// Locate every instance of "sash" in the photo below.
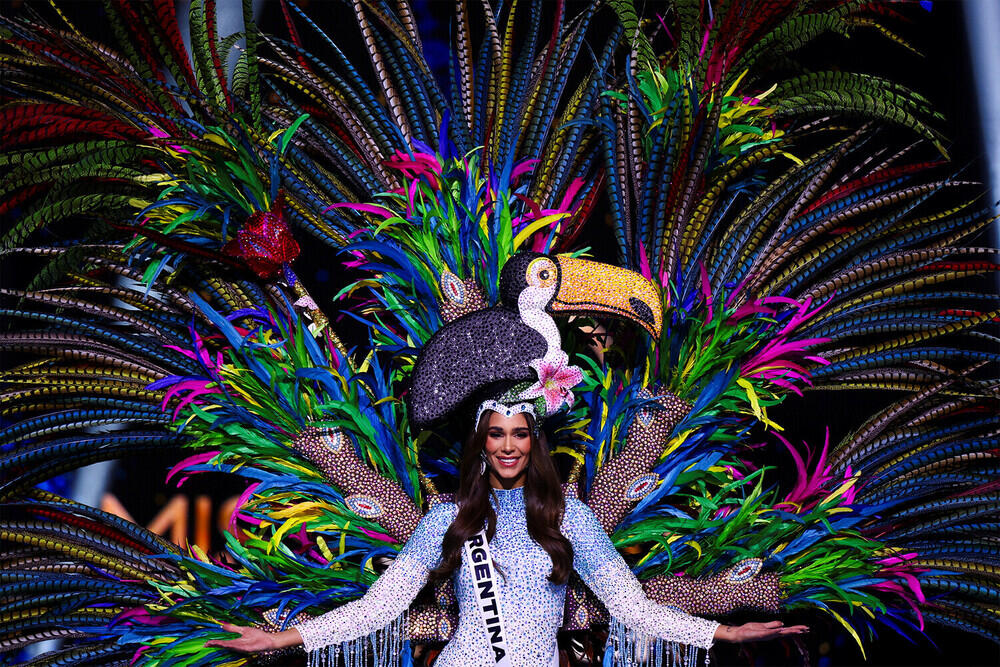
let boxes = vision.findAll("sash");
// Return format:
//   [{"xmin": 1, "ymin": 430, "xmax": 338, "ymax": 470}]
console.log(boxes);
[{"xmin": 464, "ymin": 529, "xmax": 512, "ymax": 667}]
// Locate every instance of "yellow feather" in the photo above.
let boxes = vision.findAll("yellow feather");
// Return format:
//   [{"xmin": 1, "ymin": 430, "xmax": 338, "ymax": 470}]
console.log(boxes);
[
  {"xmin": 553, "ymin": 445, "xmax": 584, "ymax": 464},
  {"xmin": 684, "ymin": 540, "xmax": 703, "ymax": 558},
  {"xmin": 855, "ymin": 602, "xmax": 876, "ymax": 619},
  {"xmin": 736, "ymin": 378, "xmax": 784, "ymax": 431},
  {"xmin": 268, "ymin": 502, "xmax": 326, "ymax": 519},
  {"xmin": 825, "ymin": 507, "xmax": 854, "ymax": 515},
  {"xmin": 316, "ymin": 535, "xmax": 335, "ymax": 562},
  {"xmin": 268, "ymin": 518, "xmax": 302, "ymax": 553},
  {"xmin": 205, "ymin": 133, "xmax": 230, "ymax": 147},
  {"xmin": 512, "ymin": 213, "xmax": 570, "ymax": 249},
  {"xmin": 827, "ymin": 607, "xmax": 867, "ymax": 659},
  {"xmin": 723, "ymin": 69, "xmax": 749, "ymax": 98},
  {"xmin": 189, "ymin": 543, "xmax": 209, "ymax": 562}
]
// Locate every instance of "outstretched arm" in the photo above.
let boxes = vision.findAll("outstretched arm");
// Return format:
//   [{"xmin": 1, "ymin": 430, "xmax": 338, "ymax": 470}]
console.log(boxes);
[
  {"xmin": 293, "ymin": 553, "xmax": 429, "ymax": 650},
  {"xmin": 206, "ymin": 546, "xmax": 429, "ymax": 654},
  {"xmin": 563, "ymin": 499, "xmax": 806, "ymax": 650},
  {"xmin": 584, "ymin": 552, "xmax": 721, "ymax": 649},
  {"xmin": 208, "ymin": 502, "xmax": 455, "ymax": 654}
]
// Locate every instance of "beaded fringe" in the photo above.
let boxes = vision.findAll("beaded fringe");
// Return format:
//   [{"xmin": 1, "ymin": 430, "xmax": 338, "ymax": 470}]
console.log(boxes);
[
  {"xmin": 307, "ymin": 614, "xmax": 407, "ymax": 667},
  {"xmin": 607, "ymin": 618, "xmax": 709, "ymax": 667}
]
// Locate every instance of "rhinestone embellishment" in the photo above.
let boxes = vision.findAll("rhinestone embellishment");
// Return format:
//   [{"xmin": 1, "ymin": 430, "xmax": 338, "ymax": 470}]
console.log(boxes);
[
  {"xmin": 728, "ymin": 558, "xmax": 764, "ymax": 583},
  {"xmin": 440, "ymin": 271, "xmax": 464, "ymax": 305},
  {"xmin": 320, "ymin": 430, "xmax": 343, "ymax": 452},
  {"xmin": 625, "ymin": 473, "xmax": 659, "ymax": 500},
  {"xmin": 346, "ymin": 494, "xmax": 383, "ymax": 518}
]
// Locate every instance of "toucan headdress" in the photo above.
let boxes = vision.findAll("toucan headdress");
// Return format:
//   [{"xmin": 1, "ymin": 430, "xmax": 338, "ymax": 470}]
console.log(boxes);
[{"xmin": 408, "ymin": 251, "xmax": 661, "ymax": 430}]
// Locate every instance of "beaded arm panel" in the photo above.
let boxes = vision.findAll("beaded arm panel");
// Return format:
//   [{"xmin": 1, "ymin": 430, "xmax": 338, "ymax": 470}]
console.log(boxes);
[
  {"xmin": 292, "ymin": 427, "xmax": 423, "ymax": 542},
  {"xmin": 563, "ymin": 389, "xmax": 782, "ymax": 629},
  {"xmin": 585, "ymin": 390, "xmax": 691, "ymax": 533},
  {"xmin": 642, "ymin": 563, "xmax": 781, "ymax": 615},
  {"xmin": 291, "ymin": 428, "xmax": 455, "ymax": 641}
]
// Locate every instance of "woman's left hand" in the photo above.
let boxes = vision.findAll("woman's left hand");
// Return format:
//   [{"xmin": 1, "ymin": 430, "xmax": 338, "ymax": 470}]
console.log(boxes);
[
  {"xmin": 715, "ymin": 620, "xmax": 809, "ymax": 643},
  {"xmin": 204, "ymin": 623, "xmax": 303, "ymax": 653}
]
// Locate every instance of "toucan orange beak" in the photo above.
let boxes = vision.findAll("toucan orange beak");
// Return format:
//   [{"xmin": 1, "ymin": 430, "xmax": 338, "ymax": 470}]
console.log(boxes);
[{"xmin": 548, "ymin": 256, "xmax": 662, "ymax": 338}]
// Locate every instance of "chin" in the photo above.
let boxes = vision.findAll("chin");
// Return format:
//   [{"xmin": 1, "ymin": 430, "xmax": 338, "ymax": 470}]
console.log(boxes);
[{"xmin": 489, "ymin": 462, "xmax": 528, "ymax": 484}]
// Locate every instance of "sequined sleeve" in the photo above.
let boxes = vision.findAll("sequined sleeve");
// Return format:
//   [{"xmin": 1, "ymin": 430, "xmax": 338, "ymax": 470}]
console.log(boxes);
[
  {"xmin": 294, "ymin": 503, "xmax": 455, "ymax": 652},
  {"xmin": 562, "ymin": 499, "xmax": 719, "ymax": 651}
]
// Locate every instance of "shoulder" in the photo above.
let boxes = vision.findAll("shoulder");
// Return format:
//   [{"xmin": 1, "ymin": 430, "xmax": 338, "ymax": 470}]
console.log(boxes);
[
  {"xmin": 423, "ymin": 498, "xmax": 457, "ymax": 522},
  {"xmin": 561, "ymin": 498, "xmax": 620, "ymax": 575},
  {"xmin": 427, "ymin": 498, "xmax": 458, "ymax": 517},
  {"xmin": 417, "ymin": 498, "xmax": 458, "ymax": 535},
  {"xmin": 399, "ymin": 500, "xmax": 456, "ymax": 562},
  {"xmin": 563, "ymin": 496, "xmax": 594, "ymax": 517},
  {"xmin": 561, "ymin": 496, "xmax": 600, "ymax": 532}
]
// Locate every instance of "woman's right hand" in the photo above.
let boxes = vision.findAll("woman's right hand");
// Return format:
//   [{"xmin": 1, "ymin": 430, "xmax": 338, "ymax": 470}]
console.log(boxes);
[
  {"xmin": 205, "ymin": 623, "xmax": 302, "ymax": 653},
  {"xmin": 714, "ymin": 620, "xmax": 809, "ymax": 643}
]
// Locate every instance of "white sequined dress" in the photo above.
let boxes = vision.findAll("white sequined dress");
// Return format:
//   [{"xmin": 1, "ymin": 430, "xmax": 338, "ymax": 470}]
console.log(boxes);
[{"xmin": 295, "ymin": 486, "xmax": 719, "ymax": 666}]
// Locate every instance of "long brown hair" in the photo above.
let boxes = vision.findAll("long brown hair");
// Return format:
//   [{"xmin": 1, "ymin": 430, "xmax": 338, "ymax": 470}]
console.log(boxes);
[{"xmin": 430, "ymin": 411, "xmax": 573, "ymax": 583}]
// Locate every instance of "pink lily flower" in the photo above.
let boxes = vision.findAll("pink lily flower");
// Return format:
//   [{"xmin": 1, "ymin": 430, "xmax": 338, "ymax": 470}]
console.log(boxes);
[{"xmin": 520, "ymin": 351, "xmax": 584, "ymax": 414}]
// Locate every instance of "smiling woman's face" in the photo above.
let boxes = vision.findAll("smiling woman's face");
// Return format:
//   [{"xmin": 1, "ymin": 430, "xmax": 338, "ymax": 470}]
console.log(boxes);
[{"xmin": 483, "ymin": 411, "xmax": 531, "ymax": 488}]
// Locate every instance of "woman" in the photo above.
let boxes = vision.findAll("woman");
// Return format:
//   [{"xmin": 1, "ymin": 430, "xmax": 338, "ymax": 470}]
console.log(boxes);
[{"xmin": 207, "ymin": 403, "xmax": 808, "ymax": 666}]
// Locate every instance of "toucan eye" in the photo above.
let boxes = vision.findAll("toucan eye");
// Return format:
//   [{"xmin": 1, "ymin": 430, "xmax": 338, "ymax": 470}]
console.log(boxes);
[{"xmin": 526, "ymin": 258, "xmax": 557, "ymax": 288}]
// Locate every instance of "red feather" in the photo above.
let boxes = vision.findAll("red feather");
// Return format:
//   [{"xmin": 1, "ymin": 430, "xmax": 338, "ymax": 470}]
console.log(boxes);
[
  {"xmin": 29, "ymin": 507, "xmax": 156, "ymax": 555},
  {"xmin": 279, "ymin": 0, "xmax": 312, "ymax": 72},
  {"xmin": 2, "ymin": 118, "xmax": 146, "ymax": 149},
  {"xmin": 801, "ymin": 160, "xmax": 946, "ymax": 215},
  {"xmin": 920, "ymin": 261, "xmax": 1000, "ymax": 272},
  {"xmin": 153, "ymin": 0, "xmax": 200, "ymax": 90},
  {"xmin": 0, "ymin": 184, "xmax": 47, "ymax": 216}
]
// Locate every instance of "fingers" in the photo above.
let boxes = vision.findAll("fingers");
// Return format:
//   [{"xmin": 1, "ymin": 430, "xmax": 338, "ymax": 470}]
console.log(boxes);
[
  {"xmin": 737, "ymin": 621, "xmax": 810, "ymax": 642},
  {"xmin": 206, "ymin": 638, "xmax": 260, "ymax": 652},
  {"xmin": 205, "ymin": 624, "xmax": 254, "ymax": 651}
]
